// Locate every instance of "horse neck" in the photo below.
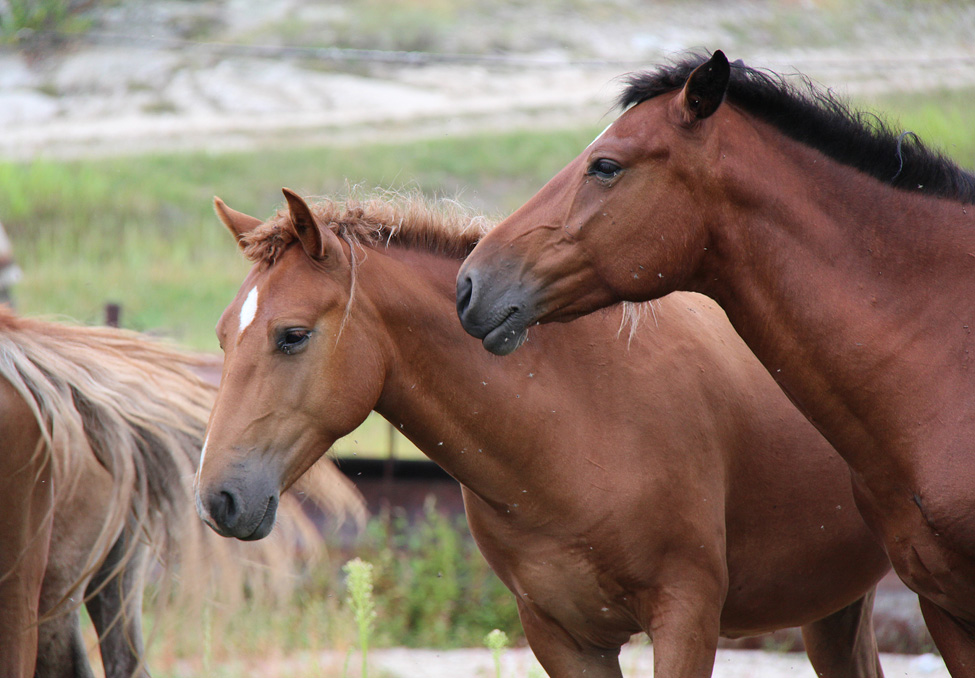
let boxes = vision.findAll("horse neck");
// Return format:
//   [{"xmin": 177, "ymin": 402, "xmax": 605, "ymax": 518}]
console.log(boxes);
[
  {"xmin": 363, "ymin": 246, "xmax": 571, "ymax": 511},
  {"xmin": 698, "ymin": 132, "xmax": 975, "ymax": 484}
]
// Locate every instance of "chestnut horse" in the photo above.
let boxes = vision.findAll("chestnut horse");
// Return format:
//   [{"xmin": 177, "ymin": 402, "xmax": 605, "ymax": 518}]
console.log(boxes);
[
  {"xmin": 456, "ymin": 51, "xmax": 975, "ymax": 674},
  {"xmin": 196, "ymin": 190, "xmax": 892, "ymax": 677},
  {"xmin": 0, "ymin": 308, "xmax": 362, "ymax": 678}
]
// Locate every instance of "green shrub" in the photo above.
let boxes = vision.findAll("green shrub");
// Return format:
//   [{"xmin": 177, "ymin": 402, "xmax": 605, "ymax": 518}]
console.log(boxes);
[
  {"xmin": 140, "ymin": 497, "xmax": 523, "ymax": 674},
  {"xmin": 0, "ymin": 0, "xmax": 96, "ymax": 42},
  {"xmin": 336, "ymin": 498, "xmax": 523, "ymax": 649}
]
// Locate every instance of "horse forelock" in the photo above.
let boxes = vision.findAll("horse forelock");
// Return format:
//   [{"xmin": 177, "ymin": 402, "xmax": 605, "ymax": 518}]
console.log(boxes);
[
  {"xmin": 241, "ymin": 192, "xmax": 496, "ymax": 267},
  {"xmin": 619, "ymin": 52, "xmax": 975, "ymax": 204}
]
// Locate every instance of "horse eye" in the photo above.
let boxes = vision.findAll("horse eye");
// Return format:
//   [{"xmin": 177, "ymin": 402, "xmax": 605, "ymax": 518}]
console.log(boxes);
[
  {"xmin": 587, "ymin": 158, "xmax": 623, "ymax": 182},
  {"xmin": 277, "ymin": 328, "xmax": 311, "ymax": 355}
]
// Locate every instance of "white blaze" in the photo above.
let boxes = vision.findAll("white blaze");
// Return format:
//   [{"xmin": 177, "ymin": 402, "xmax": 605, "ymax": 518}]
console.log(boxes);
[
  {"xmin": 196, "ymin": 434, "xmax": 210, "ymax": 481},
  {"xmin": 239, "ymin": 286, "xmax": 259, "ymax": 334},
  {"xmin": 587, "ymin": 121, "xmax": 614, "ymax": 148}
]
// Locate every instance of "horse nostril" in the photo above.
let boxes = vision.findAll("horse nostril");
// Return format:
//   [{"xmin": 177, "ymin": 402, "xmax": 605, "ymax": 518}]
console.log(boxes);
[
  {"xmin": 208, "ymin": 489, "xmax": 241, "ymax": 530},
  {"xmin": 456, "ymin": 272, "xmax": 475, "ymax": 319}
]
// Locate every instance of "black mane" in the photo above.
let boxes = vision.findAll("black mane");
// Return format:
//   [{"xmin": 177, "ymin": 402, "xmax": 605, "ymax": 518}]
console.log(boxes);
[{"xmin": 619, "ymin": 53, "xmax": 975, "ymax": 205}]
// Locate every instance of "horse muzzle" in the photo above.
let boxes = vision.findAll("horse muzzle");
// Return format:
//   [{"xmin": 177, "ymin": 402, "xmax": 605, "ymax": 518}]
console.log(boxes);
[
  {"xmin": 456, "ymin": 265, "xmax": 536, "ymax": 356},
  {"xmin": 196, "ymin": 470, "xmax": 280, "ymax": 541}
]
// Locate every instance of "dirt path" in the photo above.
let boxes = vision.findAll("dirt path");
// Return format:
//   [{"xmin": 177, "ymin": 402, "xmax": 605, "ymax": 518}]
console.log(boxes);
[
  {"xmin": 368, "ymin": 647, "xmax": 949, "ymax": 677},
  {"xmin": 180, "ymin": 646, "xmax": 948, "ymax": 677},
  {"xmin": 2, "ymin": 1, "xmax": 973, "ymax": 161}
]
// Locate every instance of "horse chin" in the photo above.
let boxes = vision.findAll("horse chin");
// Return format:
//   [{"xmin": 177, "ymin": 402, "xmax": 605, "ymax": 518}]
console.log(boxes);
[
  {"xmin": 482, "ymin": 324, "xmax": 529, "ymax": 356},
  {"xmin": 238, "ymin": 493, "xmax": 279, "ymax": 541}
]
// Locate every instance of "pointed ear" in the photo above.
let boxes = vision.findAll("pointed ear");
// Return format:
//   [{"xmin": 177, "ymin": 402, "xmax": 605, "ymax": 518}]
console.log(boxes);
[
  {"xmin": 677, "ymin": 50, "xmax": 730, "ymax": 124},
  {"xmin": 281, "ymin": 188, "xmax": 345, "ymax": 266},
  {"xmin": 214, "ymin": 197, "xmax": 263, "ymax": 248}
]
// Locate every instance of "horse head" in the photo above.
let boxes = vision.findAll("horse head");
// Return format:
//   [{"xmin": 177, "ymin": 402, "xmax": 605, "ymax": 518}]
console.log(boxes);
[
  {"xmin": 195, "ymin": 190, "xmax": 384, "ymax": 540},
  {"xmin": 457, "ymin": 51, "xmax": 731, "ymax": 355}
]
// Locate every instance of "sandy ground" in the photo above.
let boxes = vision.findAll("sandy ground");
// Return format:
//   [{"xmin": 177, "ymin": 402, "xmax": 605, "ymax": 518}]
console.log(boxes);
[
  {"xmin": 370, "ymin": 646, "xmax": 950, "ymax": 677},
  {"xmin": 182, "ymin": 646, "xmax": 949, "ymax": 678}
]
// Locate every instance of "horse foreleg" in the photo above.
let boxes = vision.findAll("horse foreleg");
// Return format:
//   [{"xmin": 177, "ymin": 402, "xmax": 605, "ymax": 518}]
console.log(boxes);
[
  {"xmin": 800, "ymin": 588, "xmax": 884, "ymax": 678},
  {"xmin": 33, "ymin": 609, "xmax": 96, "ymax": 678},
  {"xmin": 0, "ymin": 432, "xmax": 54, "ymax": 678},
  {"xmin": 645, "ymin": 601, "xmax": 722, "ymax": 677},
  {"xmin": 84, "ymin": 527, "xmax": 149, "ymax": 678},
  {"xmin": 918, "ymin": 596, "xmax": 975, "ymax": 677},
  {"xmin": 0, "ymin": 525, "xmax": 50, "ymax": 678},
  {"xmin": 515, "ymin": 599, "xmax": 625, "ymax": 678},
  {"xmin": 635, "ymin": 560, "xmax": 726, "ymax": 678}
]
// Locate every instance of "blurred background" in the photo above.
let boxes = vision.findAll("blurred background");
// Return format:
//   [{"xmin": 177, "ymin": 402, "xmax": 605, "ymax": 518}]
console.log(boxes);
[{"xmin": 0, "ymin": 0, "xmax": 972, "ymax": 675}]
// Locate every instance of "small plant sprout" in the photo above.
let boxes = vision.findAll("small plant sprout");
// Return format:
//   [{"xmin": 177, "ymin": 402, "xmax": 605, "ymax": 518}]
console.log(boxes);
[
  {"xmin": 485, "ymin": 628, "xmax": 509, "ymax": 678},
  {"xmin": 344, "ymin": 557, "xmax": 377, "ymax": 678}
]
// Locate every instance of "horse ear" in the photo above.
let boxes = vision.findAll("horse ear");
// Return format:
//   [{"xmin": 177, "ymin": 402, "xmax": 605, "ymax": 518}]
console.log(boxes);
[
  {"xmin": 282, "ymin": 188, "xmax": 344, "ymax": 266},
  {"xmin": 214, "ymin": 197, "xmax": 263, "ymax": 248},
  {"xmin": 677, "ymin": 50, "xmax": 731, "ymax": 124}
]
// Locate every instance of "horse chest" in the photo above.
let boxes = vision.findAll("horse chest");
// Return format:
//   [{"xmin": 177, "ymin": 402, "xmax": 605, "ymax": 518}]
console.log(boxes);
[{"xmin": 503, "ymin": 546, "xmax": 643, "ymax": 642}]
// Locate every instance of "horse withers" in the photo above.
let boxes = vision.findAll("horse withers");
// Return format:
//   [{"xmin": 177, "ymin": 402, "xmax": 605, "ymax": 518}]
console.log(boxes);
[
  {"xmin": 196, "ymin": 190, "xmax": 891, "ymax": 677},
  {"xmin": 456, "ymin": 50, "xmax": 975, "ymax": 674}
]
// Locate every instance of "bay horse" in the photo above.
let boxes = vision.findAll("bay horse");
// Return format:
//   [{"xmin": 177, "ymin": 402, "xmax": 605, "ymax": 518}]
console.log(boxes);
[
  {"xmin": 196, "ymin": 189, "xmax": 893, "ymax": 677},
  {"xmin": 455, "ymin": 50, "xmax": 975, "ymax": 674},
  {"xmin": 0, "ymin": 308, "xmax": 362, "ymax": 678}
]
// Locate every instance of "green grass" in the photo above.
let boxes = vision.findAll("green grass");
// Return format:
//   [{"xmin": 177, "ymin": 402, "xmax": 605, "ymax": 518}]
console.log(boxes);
[
  {"xmin": 865, "ymin": 88, "xmax": 975, "ymax": 170},
  {"xmin": 0, "ymin": 127, "xmax": 601, "ymax": 350},
  {"xmin": 0, "ymin": 0, "xmax": 97, "ymax": 43}
]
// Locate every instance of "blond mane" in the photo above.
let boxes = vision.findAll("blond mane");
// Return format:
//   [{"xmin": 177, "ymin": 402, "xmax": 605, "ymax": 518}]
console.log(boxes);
[
  {"xmin": 241, "ymin": 191, "xmax": 496, "ymax": 266},
  {"xmin": 0, "ymin": 307, "xmax": 364, "ymax": 628},
  {"xmin": 0, "ymin": 307, "xmax": 212, "ymax": 577}
]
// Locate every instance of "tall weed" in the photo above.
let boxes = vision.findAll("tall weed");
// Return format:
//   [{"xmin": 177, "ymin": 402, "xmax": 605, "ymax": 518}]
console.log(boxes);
[
  {"xmin": 485, "ymin": 629, "xmax": 510, "ymax": 678},
  {"xmin": 343, "ymin": 558, "xmax": 377, "ymax": 678}
]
